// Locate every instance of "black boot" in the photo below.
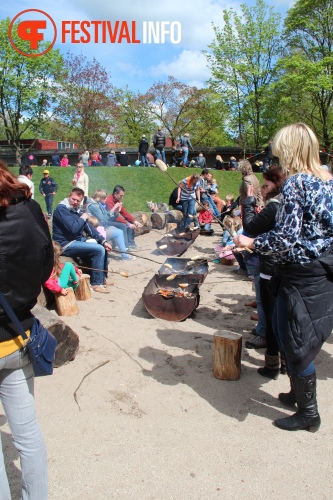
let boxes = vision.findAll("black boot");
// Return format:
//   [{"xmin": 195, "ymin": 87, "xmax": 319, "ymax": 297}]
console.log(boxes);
[
  {"xmin": 280, "ymin": 352, "xmax": 287, "ymax": 375},
  {"xmin": 274, "ymin": 372, "xmax": 321, "ymax": 432},
  {"xmin": 278, "ymin": 366, "xmax": 296, "ymax": 407},
  {"xmin": 257, "ymin": 354, "xmax": 279, "ymax": 380}
]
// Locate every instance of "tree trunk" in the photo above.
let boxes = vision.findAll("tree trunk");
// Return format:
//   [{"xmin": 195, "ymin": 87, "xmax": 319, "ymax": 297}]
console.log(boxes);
[
  {"xmin": 74, "ymin": 274, "xmax": 91, "ymax": 301},
  {"xmin": 213, "ymin": 331, "xmax": 242, "ymax": 381},
  {"xmin": 55, "ymin": 288, "xmax": 79, "ymax": 316},
  {"xmin": 132, "ymin": 212, "xmax": 152, "ymax": 235},
  {"xmin": 151, "ymin": 210, "xmax": 183, "ymax": 229}
]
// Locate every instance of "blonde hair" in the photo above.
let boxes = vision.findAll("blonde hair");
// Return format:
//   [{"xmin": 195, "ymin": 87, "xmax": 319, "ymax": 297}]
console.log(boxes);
[
  {"xmin": 216, "ymin": 155, "xmax": 223, "ymax": 162},
  {"xmin": 238, "ymin": 159, "xmax": 253, "ymax": 176},
  {"xmin": 91, "ymin": 190, "xmax": 107, "ymax": 202},
  {"xmin": 272, "ymin": 123, "xmax": 324, "ymax": 180},
  {"xmin": 225, "ymin": 194, "xmax": 234, "ymax": 203},
  {"xmin": 52, "ymin": 241, "xmax": 63, "ymax": 278},
  {"xmin": 223, "ymin": 215, "xmax": 242, "ymax": 234},
  {"xmin": 87, "ymin": 216, "xmax": 99, "ymax": 227}
]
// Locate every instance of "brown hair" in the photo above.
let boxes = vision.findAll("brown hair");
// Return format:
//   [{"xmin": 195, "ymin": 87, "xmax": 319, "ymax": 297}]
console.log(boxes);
[
  {"xmin": 263, "ymin": 166, "xmax": 287, "ymax": 200},
  {"xmin": 223, "ymin": 215, "xmax": 242, "ymax": 234},
  {"xmin": 0, "ymin": 160, "xmax": 31, "ymax": 208}
]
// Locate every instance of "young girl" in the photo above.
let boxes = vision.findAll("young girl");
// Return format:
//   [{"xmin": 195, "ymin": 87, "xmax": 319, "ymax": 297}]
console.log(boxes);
[
  {"xmin": 198, "ymin": 201, "xmax": 213, "ymax": 230},
  {"xmin": 215, "ymin": 215, "xmax": 242, "ymax": 261},
  {"xmin": 44, "ymin": 241, "xmax": 81, "ymax": 295},
  {"xmin": 60, "ymin": 154, "xmax": 69, "ymax": 167}
]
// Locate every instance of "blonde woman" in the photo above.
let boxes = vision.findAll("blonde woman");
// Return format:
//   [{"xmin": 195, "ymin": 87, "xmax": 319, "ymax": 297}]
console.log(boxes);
[
  {"xmin": 215, "ymin": 155, "xmax": 224, "ymax": 170},
  {"xmin": 72, "ymin": 163, "xmax": 89, "ymax": 202},
  {"xmin": 234, "ymin": 123, "xmax": 333, "ymax": 432}
]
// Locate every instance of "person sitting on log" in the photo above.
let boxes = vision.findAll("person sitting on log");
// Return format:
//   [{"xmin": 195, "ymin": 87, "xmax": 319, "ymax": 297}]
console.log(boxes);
[
  {"xmin": 52, "ymin": 187, "xmax": 112, "ymax": 294},
  {"xmin": 44, "ymin": 241, "xmax": 82, "ymax": 295},
  {"xmin": 105, "ymin": 185, "xmax": 142, "ymax": 250}
]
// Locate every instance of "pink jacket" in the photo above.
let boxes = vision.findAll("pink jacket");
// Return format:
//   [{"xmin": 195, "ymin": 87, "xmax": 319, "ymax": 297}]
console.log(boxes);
[{"xmin": 60, "ymin": 158, "xmax": 69, "ymax": 167}]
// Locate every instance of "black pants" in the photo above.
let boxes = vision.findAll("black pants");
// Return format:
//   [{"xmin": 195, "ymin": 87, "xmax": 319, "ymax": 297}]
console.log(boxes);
[{"xmin": 260, "ymin": 277, "xmax": 279, "ymax": 356}]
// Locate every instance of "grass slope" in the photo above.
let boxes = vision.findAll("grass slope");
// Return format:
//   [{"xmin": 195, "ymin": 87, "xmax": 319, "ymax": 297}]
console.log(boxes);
[{"xmin": 9, "ymin": 166, "xmax": 263, "ymax": 213}]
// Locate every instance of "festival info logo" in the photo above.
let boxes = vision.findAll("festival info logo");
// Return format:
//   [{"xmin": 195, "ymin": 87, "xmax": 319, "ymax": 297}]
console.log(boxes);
[
  {"xmin": 9, "ymin": 9, "xmax": 57, "ymax": 57},
  {"xmin": 10, "ymin": 10, "xmax": 181, "ymax": 56}
]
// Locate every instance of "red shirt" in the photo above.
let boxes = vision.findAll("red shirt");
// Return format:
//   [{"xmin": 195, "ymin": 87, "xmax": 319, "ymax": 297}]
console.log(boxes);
[
  {"xmin": 105, "ymin": 194, "xmax": 135, "ymax": 224},
  {"xmin": 198, "ymin": 208, "xmax": 213, "ymax": 224}
]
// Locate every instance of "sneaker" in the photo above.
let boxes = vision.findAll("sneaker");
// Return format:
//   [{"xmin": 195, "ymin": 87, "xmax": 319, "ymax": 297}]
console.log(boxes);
[
  {"xmin": 128, "ymin": 244, "xmax": 140, "ymax": 250},
  {"xmin": 121, "ymin": 255, "xmax": 136, "ymax": 261},
  {"xmin": 245, "ymin": 336, "xmax": 267, "ymax": 349},
  {"xmin": 47, "ymin": 214, "xmax": 52, "ymax": 219},
  {"xmin": 91, "ymin": 285, "xmax": 110, "ymax": 294}
]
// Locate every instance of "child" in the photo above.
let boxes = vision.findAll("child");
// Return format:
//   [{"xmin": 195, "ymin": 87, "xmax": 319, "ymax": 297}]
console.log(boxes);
[
  {"xmin": 44, "ymin": 241, "xmax": 81, "ymax": 295},
  {"xmin": 208, "ymin": 177, "xmax": 225, "ymax": 213},
  {"xmin": 215, "ymin": 215, "xmax": 242, "ymax": 261},
  {"xmin": 60, "ymin": 154, "xmax": 69, "ymax": 167},
  {"xmin": 198, "ymin": 201, "xmax": 213, "ymax": 230},
  {"xmin": 41, "ymin": 159, "xmax": 48, "ymax": 167},
  {"xmin": 87, "ymin": 216, "xmax": 104, "ymax": 242}
]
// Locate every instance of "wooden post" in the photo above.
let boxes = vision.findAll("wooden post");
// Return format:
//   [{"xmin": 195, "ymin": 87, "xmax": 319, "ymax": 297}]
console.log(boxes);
[
  {"xmin": 74, "ymin": 273, "xmax": 91, "ymax": 301},
  {"xmin": 213, "ymin": 330, "xmax": 242, "ymax": 380},
  {"xmin": 55, "ymin": 287, "xmax": 79, "ymax": 316},
  {"xmin": 165, "ymin": 222, "xmax": 177, "ymax": 233}
]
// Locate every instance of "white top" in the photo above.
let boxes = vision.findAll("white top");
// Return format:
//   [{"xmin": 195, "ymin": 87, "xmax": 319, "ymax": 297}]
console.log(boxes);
[{"xmin": 17, "ymin": 175, "xmax": 34, "ymax": 199}]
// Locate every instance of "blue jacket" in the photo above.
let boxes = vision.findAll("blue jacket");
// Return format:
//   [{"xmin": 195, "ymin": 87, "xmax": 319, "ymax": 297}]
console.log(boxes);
[{"xmin": 53, "ymin": 198, "xmax": 105, "ymax": 248}]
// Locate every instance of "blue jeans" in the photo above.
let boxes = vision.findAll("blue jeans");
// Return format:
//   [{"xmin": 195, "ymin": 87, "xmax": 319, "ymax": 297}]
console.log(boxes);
[
  {"xmin": 245, "ymin": 263, "xmax": 266, "ymax": 337},
  {"xmin": 108, "ymin": 222, "xmax": 135, "ymax": 247},
  {"xmin": 182, "ymin": 148, "xmax": 189, "ymax": 166},
  {"xmin": 45, "ymin": 194, "xmax": 54, "ymax": 215},
  {"xmin": 181, "ymin": 198, "xmax": 198, "ymax": 227},
  {"xmin": 0, "ymin": 349, "xmax": 48, "ymax": 500},
  {"xmin": 155, "ymin": 148, "xmax": 166, "ymax": 163},
  {"xmin": 140, "ymin": 154, "xmax": 149, "ymax": 166},
  {"xmin": 62, "ymin": 241, "xmax": 108, "ymax": 286},
  {"xmin": 105, "ymin": 226, "xmax": 127, "ymax": 257},
  {"xmin": 273, "ymin": 289, "xmax": 315, "ymax": 376}
]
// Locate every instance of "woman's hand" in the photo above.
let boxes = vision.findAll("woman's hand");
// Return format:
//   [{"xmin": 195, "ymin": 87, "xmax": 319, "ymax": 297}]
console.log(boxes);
[
  {"xmin": 60, "ymin": 288, "xmax": 69, "ymax": 296},
  {"xmin": 233, "ymin": 234, "xmax": 255, "ymax": 249}
]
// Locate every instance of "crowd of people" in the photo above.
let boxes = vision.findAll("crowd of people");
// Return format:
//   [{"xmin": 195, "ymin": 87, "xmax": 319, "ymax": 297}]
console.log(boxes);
[{"xmin": 1, "ymin": 122, "xmax": 333, "ymax": 497}]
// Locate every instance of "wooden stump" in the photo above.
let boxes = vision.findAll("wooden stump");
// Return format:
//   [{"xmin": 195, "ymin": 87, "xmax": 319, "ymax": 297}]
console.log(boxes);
[
  {"xmin": 220, "ymin": 257, "xmax": 235, "ymax": 266},
  {"xmin": 132, "ymin": 211, "xmax": 152, "ymax": 235},
  {"xmin": 213, "ymin": 330, "xmax": 242, "ymax": 380},
  {"xmin": 32, "ymin": 304, "xmax": 80, "ymax": 367},
  {"xmin": 55, "ymin": 287, "xmax": 79, "ymax": 316},
  {"xmin": 151, "ymin": 210, "xmax": 183, "ymax": 229},
  {"xmin": 74, "ymin": 273, "xmax": 91, "ymax": 301},
  {"xmin": 166, "ymin": 222, "xmax": 177, "ymax": 233}
]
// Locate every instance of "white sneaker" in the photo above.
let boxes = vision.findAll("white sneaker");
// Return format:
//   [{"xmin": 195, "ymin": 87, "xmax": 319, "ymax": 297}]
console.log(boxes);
[{"xmin": 121, "ymin": 255, "xmax": 136, "ymax": 261}]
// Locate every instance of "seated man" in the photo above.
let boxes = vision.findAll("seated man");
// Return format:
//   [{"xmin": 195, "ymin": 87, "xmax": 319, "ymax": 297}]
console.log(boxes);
[
  {"xmin": 189, "ymin": 152, "xmax": 207, "ymax": 169},
  {"xmin": 198, "ymin": 169, "xmax": 220, "ymax": 218},
  {"xmin": 53, "ymin": 187, "xmax": 112, "ymax": 294},
  {"xmin": 105, "ymin": 185, "xmax": 142, "ymax": 249}
]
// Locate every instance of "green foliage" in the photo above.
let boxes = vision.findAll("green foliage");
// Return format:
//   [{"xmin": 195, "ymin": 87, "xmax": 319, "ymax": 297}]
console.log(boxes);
[
  {"xmin": 0, "ymin": 18, "xmax": 63, "ymax": 163},
  {"xmin": 278, "ymin": 0, "xmax": 333, "ymax": 148},
  {"xmin": 206, "ymin": 0, "xmax": 284, "ymax": 148},
  {"xmin": 9, "ymin": 166, "xmax": 254, "ymax": 213}
]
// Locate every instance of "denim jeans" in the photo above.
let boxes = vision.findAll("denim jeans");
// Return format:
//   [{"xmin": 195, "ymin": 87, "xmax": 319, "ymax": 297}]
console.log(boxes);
[
  {"xmin": 62, "ymin": 241, "xmax": 108, "ymax": 286},
  {"xmin": 0, "ymin": 349, "xmax": 48, "ymax": 500},
  {"xmin": 272, "ymin": 289, "xmax": 315, "ymax": 376},
  {"xmin": 108, "ymin": 222, "xmax": 135, "ymax": 247},
  {"xmin": 155, "ymin": 148, "xmax": 166, "ymax": 163},
  {"xmin": 140, "ymin": 154, "xmax": 149, "ymax": 166},
  {"xmin": 45, "ymin": 194, "xmax": 54, "ymax": 215},
  {"xmin": 201, "ymin": 194, "xmax": 220, "ymax": 217},
  {"xmin": 181, "ymin": 198, "xmax": 198, "ymax": 227},
  {"xmin": 182, "ymin": 148, "xmax": 189, "ymax": 166},
  {"xmin": 245, "ymin": 263, "xmax": 266, "ymax": 337},
  {"xmin": 105, "ymin": 226, "xmax": 127, "ymax": 257}
]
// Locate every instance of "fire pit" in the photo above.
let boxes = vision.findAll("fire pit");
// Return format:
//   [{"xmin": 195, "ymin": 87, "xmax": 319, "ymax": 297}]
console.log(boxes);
[
  {"xmin": 142, "ymin": 274, "xmax": 200, "ymax": 321},
  {"xmin": 156, "ymin": 228, "xmax": 200, "ymax": 256},
  {"xmin": 159, "ymin": 257, "xmax": 209, "ymax": 285}
]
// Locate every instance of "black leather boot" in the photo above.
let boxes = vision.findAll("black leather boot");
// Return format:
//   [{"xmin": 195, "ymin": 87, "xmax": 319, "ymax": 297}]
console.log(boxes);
[
  {"xmin": 257, "ymin": 354, "xmax": 279, "ymax": 380},
  {"xmin": 278, "ymin": 376, "xmax": 296, "ymax": 407},
  {"xmin": 274, "ymin": 372, "xmax": 321, "ymax": 432}
]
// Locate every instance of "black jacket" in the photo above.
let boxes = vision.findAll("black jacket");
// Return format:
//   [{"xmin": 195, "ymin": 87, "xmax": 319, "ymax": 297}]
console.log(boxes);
[
  {"xmin": 0, "ymin": 198, "xmax": 53, "ymax": 341},
  {"xmin": 39, "ymin": 176, "xmax": 58, "ymax": 196},
  {"xmin": 139, "ymin": 139, "xmax": 149, "ymax": 154},
  {"xmin": 274, "ymin": 257, "xmax": 333, "ymax": 372},
  {"xmin": 117, "ymin": 153, "xmax": 129, "ymax": 166},
  {"xmin": 153, "ymin": 131, "xmax": 166, "ymax": 149},
  {"xmin": 242, "ymin": 196, "xmax": 279, "ymax": 275}
]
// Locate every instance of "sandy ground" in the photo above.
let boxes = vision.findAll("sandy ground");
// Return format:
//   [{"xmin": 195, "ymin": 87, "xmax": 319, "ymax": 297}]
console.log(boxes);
[{"xmin": 2, "ymin": 227, "xmax": 333, "ymax": 499}]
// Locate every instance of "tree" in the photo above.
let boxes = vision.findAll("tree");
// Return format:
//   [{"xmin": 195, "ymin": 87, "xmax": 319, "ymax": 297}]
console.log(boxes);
[
  {"xmin": 56, "ymin": 52, "xmax": 116, "ymax": 150},
  {"xmin": 206, "ymin": 0, "xmax": 284, "ymax": 148},
  {"xmin": 143, "ymin": 77, "xmax": 227, "ymax": 147},
  {"xmin": 113, "ymin": 87, "xmax": 155, "ymax": 146},
  {"xmin": 279, "ymin": 0, "xmax": 333, "ymax": 149},
  {"xmin": 0, "ymin": 18, "xmax": 63, "ymax": 163}
]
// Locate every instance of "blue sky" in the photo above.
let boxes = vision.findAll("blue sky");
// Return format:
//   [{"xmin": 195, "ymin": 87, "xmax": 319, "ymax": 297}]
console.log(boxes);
[{"xmin": 2, "ymin": 0, "xmax": 294, "ymax": 93}]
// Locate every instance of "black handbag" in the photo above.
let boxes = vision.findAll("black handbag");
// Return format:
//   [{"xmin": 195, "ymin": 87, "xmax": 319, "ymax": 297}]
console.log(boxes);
[{"xmin": 0, "ymin": 292, "xmax": 57, "ymax": 376}]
